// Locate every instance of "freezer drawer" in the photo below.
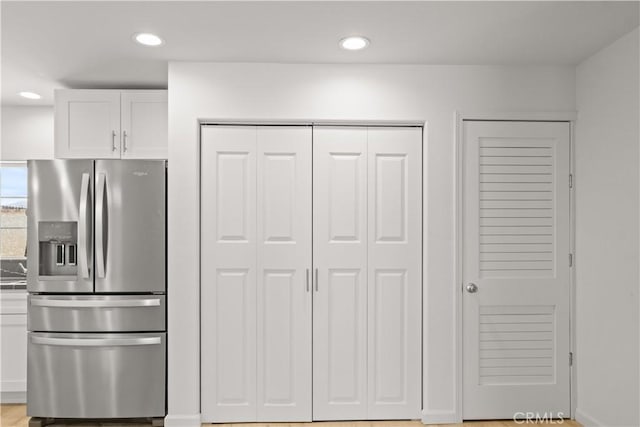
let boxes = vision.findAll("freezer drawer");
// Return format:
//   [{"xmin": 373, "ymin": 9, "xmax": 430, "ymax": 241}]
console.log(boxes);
[
  {"xmin": 28, "ymin": 295, "xmax": 165, "ymax": 332},
  {"xmin": 27, "ymin": 332, "xmax": 166, "ymax": 419}
]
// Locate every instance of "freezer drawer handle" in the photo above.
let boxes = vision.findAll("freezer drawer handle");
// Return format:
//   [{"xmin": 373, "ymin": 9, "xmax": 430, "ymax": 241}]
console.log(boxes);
[
  {"xmin": 78, "ymin": 172, "xmax": 91, "ymax": 279},
  {"xmin": 31, "ymin": 336, "xmax": 161, "ymax": 347},
  {"xmin": 30, "ymin": 298, "xmax": 162, "ymax": 308}
]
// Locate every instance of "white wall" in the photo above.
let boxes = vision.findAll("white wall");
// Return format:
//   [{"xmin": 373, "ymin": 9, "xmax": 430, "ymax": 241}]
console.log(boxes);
[
  {"xmin": 0, "ymin": 106, "xmax": 54, "ymax": 160},
  {"xmin": 575, "ymin": 28, "xmax": 640, "ymax": 427},
  {"xmin": 167, "ymin": 62, "xmax": 575, "ymax": 426}
]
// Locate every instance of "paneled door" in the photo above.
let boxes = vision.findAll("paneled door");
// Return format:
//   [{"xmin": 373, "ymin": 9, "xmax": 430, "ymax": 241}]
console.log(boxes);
[
  {"xmin": 256, "ymin": 126, "xmax": 312, "ymax": 421},
  {"xmin": 367, "ymin": 128, "xmax": 422, "ymax": 419},
  {"xmin": 313, "ymin": 126, "xmax": 422, "ymax": 421},
  {"xmin": 201, "ymin": 125, "xmax": 312, "ymax": 422},
  {"xmin": 462, "ymin": 121, "xmax": 571, "ymax": 419},
  {"xmin": 201, "ymin": 126, "xmax": 258, "ymax": 422},
  {"xmin": 313, "ymin": 127, "xmax": 368, "ymax": 420}
]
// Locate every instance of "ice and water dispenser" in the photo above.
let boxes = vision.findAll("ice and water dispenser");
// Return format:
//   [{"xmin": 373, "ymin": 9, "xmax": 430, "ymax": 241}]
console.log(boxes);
[{"xmin": 38, "ymin": 221, "xmax": 78, "ymax": 277}]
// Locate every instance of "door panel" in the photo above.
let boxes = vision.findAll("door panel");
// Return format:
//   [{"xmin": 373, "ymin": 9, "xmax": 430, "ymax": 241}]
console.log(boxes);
[
  {"xmin": 94, "ymin": 160, "xmax": 165, "ymax": 293},
  {"xmin": 462, "ymin": 121, "xmax": 571, "ymax": 419},
  {"xmin": 256, "ymin": 126, "xmax": 312, "ymax": 421},
  {"xmin": 201, "ymin": 126, "xmax": 257, "ymax": 422},
  {"xmin": 121, "ymin": 91, "xmax": 168, "ymax": 159},
  {"xmin": 313, "ymin": 127, "xmax": 368, "ymax": 421},
  {"xmin": 27, "ymin": 160, "xmax": 94, "ymax": 293},
  {"xmin": 55, "ymin": 90, "xmax": 121, "ymax": 159},
  {"xmin": 367, "ymin": 128, "xmax": 422, "ymax": 419}
]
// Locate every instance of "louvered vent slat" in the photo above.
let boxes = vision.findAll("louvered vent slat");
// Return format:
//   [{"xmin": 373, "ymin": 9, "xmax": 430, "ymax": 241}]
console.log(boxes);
[
  {"xmin": 481, "ymin": 173, "xmax": 553, "ymax": 183},
  {"xmin": 480, "ymin": 182, "xmax": 553, "ymax": 192},
  {"xmin": 479, "ymin": 138, "xmax": 555, "ymax": 278},
  {"xmin": 479, "ymin": 306, "xmax": 555, "ymax": 385}
]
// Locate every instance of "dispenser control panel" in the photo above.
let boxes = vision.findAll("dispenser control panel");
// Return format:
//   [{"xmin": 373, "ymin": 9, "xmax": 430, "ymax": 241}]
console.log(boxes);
[{"xmin": 38, "ymin": 222, "xmax": 78, "ymax": 277}]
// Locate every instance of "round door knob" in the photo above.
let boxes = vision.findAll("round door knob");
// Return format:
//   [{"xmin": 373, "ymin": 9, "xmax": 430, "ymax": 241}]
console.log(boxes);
[{"xmin": 466, "ymin": 283, "xmax": 478, "ymax": 293}]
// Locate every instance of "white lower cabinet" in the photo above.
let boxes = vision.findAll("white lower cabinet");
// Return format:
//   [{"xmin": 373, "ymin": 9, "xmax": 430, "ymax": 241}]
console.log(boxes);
[
  {"xmin": 201, "ymin": 125, "xmax": 422, "ymax": 422},
  {"xmin": 0, "ymin": 290, "xmax": 27, "ymax": 403}
]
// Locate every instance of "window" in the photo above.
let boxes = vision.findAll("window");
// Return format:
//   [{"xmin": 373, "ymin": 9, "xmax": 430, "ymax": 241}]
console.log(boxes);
[{"xmin": 0, "ymin": 162, "xmax": 28, "ymax": 270}]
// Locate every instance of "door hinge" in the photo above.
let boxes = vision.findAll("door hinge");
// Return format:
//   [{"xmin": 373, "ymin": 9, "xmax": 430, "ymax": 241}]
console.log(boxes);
[
  {"xmin": 569, "ymin": 174, "xmax": 573, "ymax": 189},
  {"xmin": 569, "ymin": 253, "xmax": 573, "ymax": 267},
  {"xmin": 569, "ymin": 352, "xmax": 574, "ymax": 366}
]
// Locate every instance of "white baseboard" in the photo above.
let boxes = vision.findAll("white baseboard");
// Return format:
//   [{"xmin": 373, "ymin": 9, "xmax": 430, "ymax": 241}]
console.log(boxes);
[
  {"xmin": 164, "ymin": 413, "xmax": 201, "ymax": 427},
  {"xmin": 575, "ymin": 408, "xmax": 603, "ymax": 427},
  {"xmin": 421, "ymin": 409, "xmax": 460, "ymax": 425}
]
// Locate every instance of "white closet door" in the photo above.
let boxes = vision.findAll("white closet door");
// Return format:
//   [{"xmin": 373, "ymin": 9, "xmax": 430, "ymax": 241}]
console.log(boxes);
[
  {"xmin": 367, "ymin": 127, "xmax": 422, "ymax": 419},
  {"xmin": 256, "ymin": 126, "xmax": 312, "ymax": 421},
  {"xmin": 313, "ymin": 127, "xmax": 368, "ymax": 421},
  {"xmin": 462, "ymin": 121, "xmax": 571, "ymax": 419},
  {"xmin": 201, "ymin": 126, "xmax": 257, "ymax": 422}
]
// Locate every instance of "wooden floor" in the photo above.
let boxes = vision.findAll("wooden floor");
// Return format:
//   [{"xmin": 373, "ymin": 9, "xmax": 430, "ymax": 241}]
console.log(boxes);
[{"xmin": 0, "ymin": 405, "xmax": 582, "ymax": 427}]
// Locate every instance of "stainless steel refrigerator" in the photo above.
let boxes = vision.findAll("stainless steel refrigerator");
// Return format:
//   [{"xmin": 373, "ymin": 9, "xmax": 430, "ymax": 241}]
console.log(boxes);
[{"xmin": 26, "ymin": 160, "xmax": 166, "ymax": 420}]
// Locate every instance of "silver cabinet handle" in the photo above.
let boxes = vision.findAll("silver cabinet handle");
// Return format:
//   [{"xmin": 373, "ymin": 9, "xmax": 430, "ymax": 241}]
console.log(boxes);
[
  {"xmin": 95, "ymin": 172, "xmax": 107, "ymax": 278},
  {"xmin": 315, "ymin": 268, "xmax": 319, "ymax": 292},
  {"xmin": 306, "ymin": 269, "xmax": 310, "ymax": 292},
  {"xmin": 123, "ymin": 130, "xmax": 128, "ymax": 153},
  {"xmin": 466, "ymin": 283, "xmax": 478, "ymax": 293},
  {"xmin": 112, "ymin": 130, "xmax": 117, "ymax": 151},
  {"xmin": 31, "ymin": 336, "xmax": 161, "ymax": 347},
  {"xmin": 78, "ymin": 173, "xmax": 91, "ymax": 279},
  {"xmin": 30, "ymin": 298, "xmax": 161, "ymax": 308}
]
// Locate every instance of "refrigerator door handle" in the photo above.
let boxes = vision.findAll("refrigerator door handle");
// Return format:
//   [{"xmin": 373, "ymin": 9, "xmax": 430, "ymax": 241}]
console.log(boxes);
[
  {"xmin": 78, "ymin": 173, "xmax": 91, "ymax": 279},
  {"xmin": 31, "ymin": 336, "xmax": 161, "ymax": 347},
  {"xmin": 30, "ymin": 297, "xmax": 162, "ymax": 308},
  {"xmin": 96, "ymin": 172, "xmax": 107, "ymax": 278}
]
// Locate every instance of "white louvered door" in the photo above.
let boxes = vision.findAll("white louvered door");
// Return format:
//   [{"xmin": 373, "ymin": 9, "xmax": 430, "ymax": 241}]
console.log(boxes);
[
  {"xmin": 201, "ymin": 126, "xmax": 312, "ymax": 422},
  {"xmin": 462, "ymin": 121, "xmax": 571, "ymax": 419}
]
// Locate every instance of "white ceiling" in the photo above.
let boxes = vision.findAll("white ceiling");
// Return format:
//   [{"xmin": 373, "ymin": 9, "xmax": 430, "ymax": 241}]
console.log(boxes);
[{"xmin": 2, "ymin": 1, "xmax": 638, "ymax": 106}]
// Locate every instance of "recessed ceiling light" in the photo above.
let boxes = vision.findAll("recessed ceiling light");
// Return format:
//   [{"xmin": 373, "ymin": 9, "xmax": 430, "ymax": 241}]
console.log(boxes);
[
  {"xmin": 339, "ymin": 36, "xmax": 370, "ymax": 51},
  {"xmin": 133, "ymin": 32, "xmax": 164, "ymax": 47},
  {"xmin": 19, "ymin": 91, "xmax": 41, "ymax": 100}
]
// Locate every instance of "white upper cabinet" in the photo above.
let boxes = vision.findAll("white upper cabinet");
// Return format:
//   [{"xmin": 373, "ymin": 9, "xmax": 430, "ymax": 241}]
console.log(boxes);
[
  {"xmin": 55, "ymin": 89, "xmax": 167, "ymax": 159},
  {"xmin": 121, "ymin": 91, "xmax": 168, "ymax": 159},
  {"xmin": 55, "ymin": 90, "xmax": 121, "ymax": 159}
]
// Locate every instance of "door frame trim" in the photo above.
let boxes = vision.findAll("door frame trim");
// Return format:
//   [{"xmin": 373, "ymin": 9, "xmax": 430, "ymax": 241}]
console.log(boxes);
[{"xmin": 453, "ymin": 111, "xmax": 577, "ymax": 423}]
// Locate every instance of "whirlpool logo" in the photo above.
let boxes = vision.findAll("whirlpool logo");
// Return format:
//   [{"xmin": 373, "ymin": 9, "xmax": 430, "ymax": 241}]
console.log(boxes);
[{"xmin": 513, "ymin": 412, "xmax": 565, "ymax": 424}]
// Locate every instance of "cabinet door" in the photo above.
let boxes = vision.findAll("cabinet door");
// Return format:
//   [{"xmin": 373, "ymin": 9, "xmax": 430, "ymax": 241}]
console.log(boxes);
[
  {"xmin": 201, "ymin": 126, "xmax": 257, "ymax": 422},
  {"xmin": 313, "ymin": 127, "xmax": 368, "ymax": 420},
  {"xmin": 55, "ymin": 90, "xmax": 121, "ymax": 159},
  {"xmin": 256, "ymin": 126, "xmax": 312, "ymax": 421},
  {"xmin": 1, "ymin": 291, "xmax": 27, "ymax": 403},
  {"xmin": 121, "ymin": 91, "xmax": 168, "ymax": 159},
  {"xmin": 367, "ymin": 127, "xmax": 422, "ymax": 419}
]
